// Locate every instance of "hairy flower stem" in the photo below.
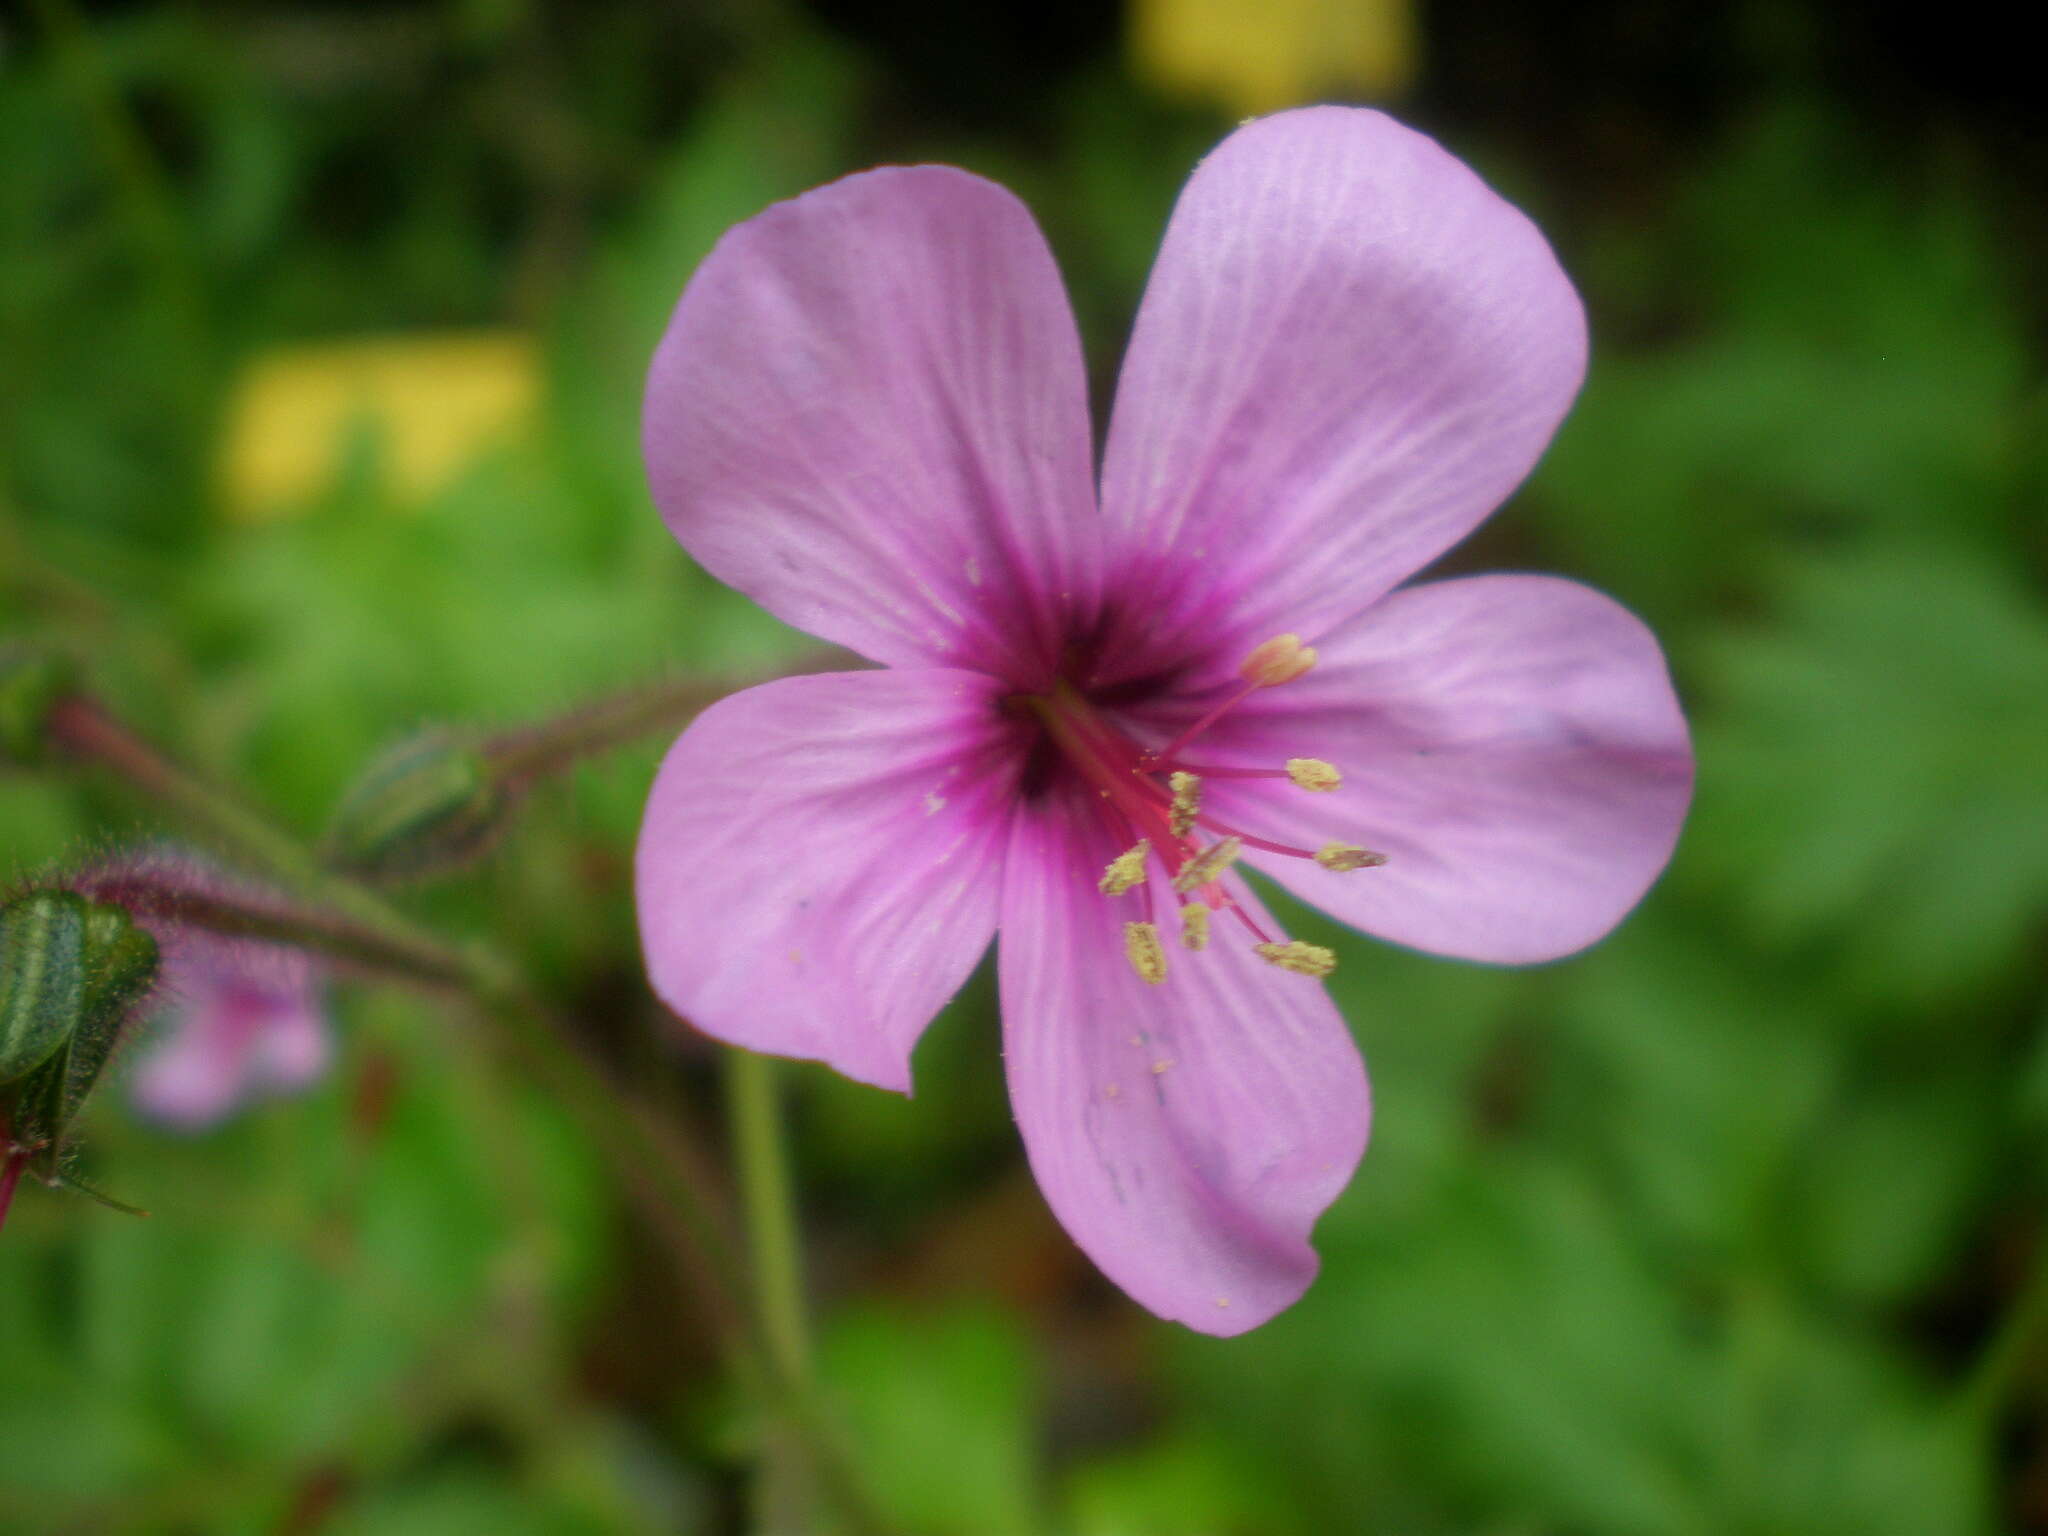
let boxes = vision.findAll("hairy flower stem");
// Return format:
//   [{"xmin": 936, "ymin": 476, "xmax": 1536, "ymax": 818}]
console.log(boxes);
[
  {"xmin": 43, "ymin": 689, "xmax": 892, "ymax": 1534},
  {"xmin": 46, "ymin": 694, "xmax": 404, "ymax": 941},
  {"xmin": 480, "ymin": 668, "xmax": 807, "ymax": 784},
  {"xmin": 87, "ymin": 875, "xmax": 473, "ymax": 992}
]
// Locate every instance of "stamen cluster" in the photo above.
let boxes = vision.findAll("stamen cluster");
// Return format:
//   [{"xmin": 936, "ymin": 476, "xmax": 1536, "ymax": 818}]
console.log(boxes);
[{"xmin": 1024, "ymin": 634, "xmax": 1385, "ymax": 985}]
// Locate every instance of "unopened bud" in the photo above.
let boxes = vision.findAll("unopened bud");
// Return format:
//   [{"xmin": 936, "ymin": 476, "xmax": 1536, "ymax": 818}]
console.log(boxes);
[
  {"xmin": 60, "ymin": 904, "xmax": 160, "ymax": 1124},
  {"xmin": 1, "ymin": 891, "xmax": 159, "ymax": 1199},
  {"xmin": 0, "ymin": 648, "xmax": 76, "ymax": 767},
  {"xmin": 1, "ymin": 892, "xmax": 89, "ymax": 1083},
  {"xmin": 325, "ymin": 729, "xmax": 511, "ymax": 881}
]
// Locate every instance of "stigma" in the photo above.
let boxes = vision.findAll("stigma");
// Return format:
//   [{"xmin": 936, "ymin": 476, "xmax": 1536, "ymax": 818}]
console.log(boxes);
[{"xmin": 1019, "ymin": 633, "xmax": 1389, "ymax": 987}]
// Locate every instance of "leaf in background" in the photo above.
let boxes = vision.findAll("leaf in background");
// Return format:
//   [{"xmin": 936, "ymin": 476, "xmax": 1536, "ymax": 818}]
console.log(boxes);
[
  {"xmin": 1692, "ymin": 546, "xmax": 2048, "ymax": 1005},
  {"xmin": 0, "ymin": 991, "xmax": 610, "ymax": 1530},
  {"xmin": 1171, "ymin": 1151, "xmax": 1988, "ymax": 1535},
  {"xmin": 1062, "ymin": 1427, "xmax": 1303, "ymax": 1536},
  {"xmin": 1548, "ymin": 908, "xmax": 1838, "ymax": 1266},
  {"xmin": 821, "ymin": 1302, "xmax": 1043, "ymax": 1536},
  {"xmin": 1539, "ymin": 102, "xmax": 2032, "ymax": 631}
]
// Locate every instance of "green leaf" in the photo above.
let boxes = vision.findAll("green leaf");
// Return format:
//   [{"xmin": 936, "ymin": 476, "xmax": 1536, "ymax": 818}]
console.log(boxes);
[{"xmin": 822, "ymin": 1302, "xmax": 1044, "ymax": 1536}]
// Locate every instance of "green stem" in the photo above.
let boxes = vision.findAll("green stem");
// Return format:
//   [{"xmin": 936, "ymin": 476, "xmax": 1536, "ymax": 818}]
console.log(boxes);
[
  {"xmin": 729, "ymin": 1048, "xmax": 893, "ymax": 1535},
  {"xmin": 729, "ymin": 1049, "xmax": 813, "ymax": 1382},
  {"xmin": 481, "ymin": 651, "xmax": 847, "ymax": 785},
  {"xmin": 48, "ymin": 695, "xmax": 406, "ymax": 946},
  {"xmin": 84, "ymin": 873, "xmax": 472, "ymax": 992}
]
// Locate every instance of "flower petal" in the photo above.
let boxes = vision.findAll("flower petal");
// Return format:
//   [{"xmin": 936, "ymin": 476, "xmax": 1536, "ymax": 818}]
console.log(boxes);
[
  {"xmin": 1202, "ymin": 575, "xmax": 1693, "ymax": 963},
  {"xmin": 131, "ymin": 970, "xmax": 327, "ymax": 1129},
  {"xmin": 636, "ymin": 669, "xmax": 1021, "ymax": 1092},
  {"xmin": 998, "ymin": 786, "xmax": 1369, "ymax": 1334},
  {"xmin": 1098, "ymin": 107, "xmax": 1588, "ymax": 649},
  {"xmin": 644, "ymin": 167, "xmax": 1099, "ymax": 681}
]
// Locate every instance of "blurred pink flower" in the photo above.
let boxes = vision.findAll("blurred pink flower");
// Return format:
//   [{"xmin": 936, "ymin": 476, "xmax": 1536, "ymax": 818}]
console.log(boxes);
[
  {"xmin": 637, "ymin": 108, "xmax": 1692, "ymax": 1332},
  {"xmin": 78, "ymin": 851, "xmax": 332, "ymax": 1130},
  {"xmin": 129, "ymin": 942, "xmax": 328, "ymax": 1129}
]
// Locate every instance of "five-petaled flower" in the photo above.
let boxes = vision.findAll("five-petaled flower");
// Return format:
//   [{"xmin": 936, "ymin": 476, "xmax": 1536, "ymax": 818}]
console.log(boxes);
[{"xmin": 637, "ymin": 108, "xmax": 1693, "ymax": 1333}]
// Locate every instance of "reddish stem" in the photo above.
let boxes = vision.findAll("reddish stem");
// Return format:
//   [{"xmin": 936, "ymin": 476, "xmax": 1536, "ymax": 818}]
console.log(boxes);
[
  {"xmin": 0, "ymin": 1151, "xmax": 26, "ymax": 1236},
  {"xmin": 1141, "ymin": 681, "xmax": 1258, "ymax": 768}
]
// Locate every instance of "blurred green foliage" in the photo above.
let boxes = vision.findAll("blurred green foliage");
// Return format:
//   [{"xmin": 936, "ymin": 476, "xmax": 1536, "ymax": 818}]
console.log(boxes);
[{"xmin": 3, "ymin": 1, "xmax": 2045, "ymax": 1533}]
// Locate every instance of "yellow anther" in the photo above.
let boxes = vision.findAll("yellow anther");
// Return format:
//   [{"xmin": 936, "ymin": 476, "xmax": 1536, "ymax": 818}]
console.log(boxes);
[
  {"xmin": 1168, "ymin": 771, "xmax": 1202, "ymax": 838},
  {"xmin": 1180, "ymin": 903, "xmax": 1211, "ymax": 951},
  {"xmin": 1286, "ymin": 757, "xmax": 1341, "ymax": 792},
  {"xmin": 1172, "ymin": 835, "xmax": 1242, "ymax": 894},
  {"xmin": 1099, "ymin": 840, "xmax": 1151, "ymax": 896},
  {"xmin": 1253, "ymin": 941, "xmax": 1338, "ymax": 978},
  {"xmin": 1315, "ymin": 842, "xmax": 1386, "ymax": 872},
  {"xmin": 1239, "ymin": 633, "xmax": 1318, "ymax": 687},
  {"xmin": 1124, "ymin": 921, "xmax": 1168, "ymax": 985}
]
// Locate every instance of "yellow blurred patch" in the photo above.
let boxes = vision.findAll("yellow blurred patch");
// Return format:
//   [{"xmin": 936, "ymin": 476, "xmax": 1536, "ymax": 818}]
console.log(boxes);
[
  {"xmin": 1132, "ymin": 0, "xmax": 1416, "ymax": 115},
  {"xmin": 220, "ymin": 331, "xmax": 539, "ymax": 521}
]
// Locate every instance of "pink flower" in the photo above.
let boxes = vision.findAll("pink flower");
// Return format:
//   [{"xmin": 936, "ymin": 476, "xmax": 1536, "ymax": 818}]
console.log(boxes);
[
  {"xmin": 637, "ymin": 108, "xmax": 1692, "ymax": 1332},
  {"xmin": 78, "ymin": 851, "xmax": 332, "ymax": 1130},
  {"xmin": 129, "ymin": 941, "xmax": 328, "ymax": 1129}
]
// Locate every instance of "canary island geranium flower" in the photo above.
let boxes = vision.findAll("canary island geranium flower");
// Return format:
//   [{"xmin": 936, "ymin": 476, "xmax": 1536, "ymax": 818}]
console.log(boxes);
[
  {"xmin": 637, "ymin": 108, "xmax": 1693, "ymax": 1333},
  {"xmin": 78, "ymin": 852, "xmax": 331, "ymax": 1130},
  {"xmin": 129, "ymin": 940, "xmax": 327, "ymax": 1129}
]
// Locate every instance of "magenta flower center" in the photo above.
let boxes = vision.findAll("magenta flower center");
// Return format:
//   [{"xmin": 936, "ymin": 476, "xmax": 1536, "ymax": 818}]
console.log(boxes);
[{"xmin": 1013, "ymin": 633, "xmax": 1386, "ymax": 984}]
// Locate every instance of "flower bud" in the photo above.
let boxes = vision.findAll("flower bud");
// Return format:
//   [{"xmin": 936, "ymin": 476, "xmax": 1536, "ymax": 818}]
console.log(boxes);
[
  {"xmin": 1, "ymin": 892, "xmax": 89, "ymax": 1083},
  {"xmin": 324, "ymin": 729, "xmax": 512, "ymax": 881},
  {"xmin": 0, "ymin": 647, "xmax": 76, "ymax": 767},
  {"xmin": 1, "ymin": 891, "xmax": 159, "ymax": 1193}
]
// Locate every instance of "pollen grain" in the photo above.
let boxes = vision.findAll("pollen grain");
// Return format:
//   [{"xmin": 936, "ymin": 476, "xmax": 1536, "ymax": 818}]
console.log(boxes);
[
  {"xmin": 1099, "ymin": 840, "xmax": 1151, "ymax": 896},
  {"xmin": 1286, "ymin": 758, "xmax": 1342, "ymax": 793},
  {"xmin": 1240, "ymin": 633, "xmax": 1318, "ymax": 687},
  {"xmin": 1124, "ymin": 921, "xmax": 1168, "ymax": 985},
  {"xmin": 1315, "ymin": 842, "xmax": 1386, "ymax": 871},
  {"xmin": 1253, "ymin": 940, "xmax": 1338, "ymax": 978}
]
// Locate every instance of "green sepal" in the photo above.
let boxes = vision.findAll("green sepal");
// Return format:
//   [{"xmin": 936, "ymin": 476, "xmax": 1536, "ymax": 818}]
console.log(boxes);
[
  {"xmin": 48, "ymin": 1164, "xmax": 150, "ymax": 1218},
  {"xmin": 67, "ymin": 904, "xmax": 159, "ymax": 1118},
  {"xmin": 0, "ymin": 892, "xmax": 158, "ymax": 1161},
  {"xmin": 0, "ymin": 891, "xmax": 89, "ymax": 1082}
]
